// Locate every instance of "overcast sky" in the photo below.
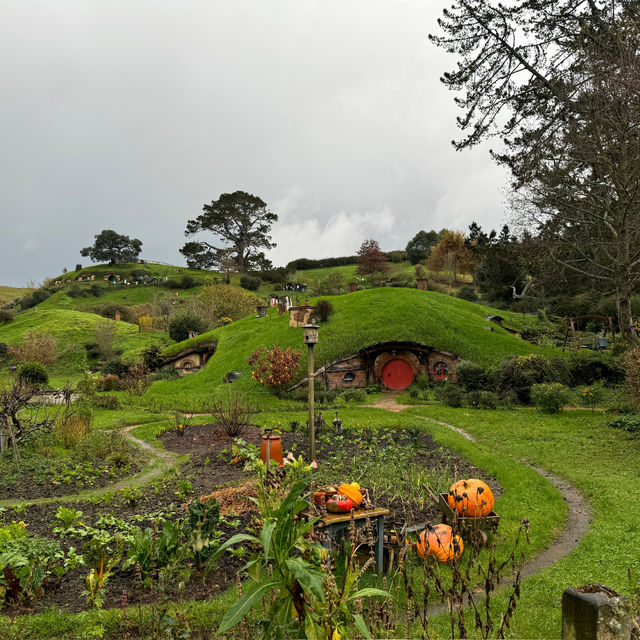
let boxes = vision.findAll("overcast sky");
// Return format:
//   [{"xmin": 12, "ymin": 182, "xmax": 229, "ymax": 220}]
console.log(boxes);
[{"xmin": 0, "ymin": 1, "xmax": 509, "ymax": 287}]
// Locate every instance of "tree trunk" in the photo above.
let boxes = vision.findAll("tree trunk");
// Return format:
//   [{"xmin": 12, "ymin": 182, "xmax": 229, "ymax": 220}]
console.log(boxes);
[
  {"xmin": 616, "ymin": 230, "xmax": 638, "ymax": 342},
  {"xmin": 617, "ymin": 288, "xmax": 637, "ymax": 342}
]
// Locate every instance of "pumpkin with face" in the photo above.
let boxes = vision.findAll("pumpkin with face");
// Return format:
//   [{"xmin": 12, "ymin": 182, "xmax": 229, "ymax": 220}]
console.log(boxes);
[
  {"xmin": 447, "ymin": 478, "xmax": 494, "ymax": 518},
  {"xmin": 416, "ymin": 524, "xmax": 464, "ymax": 563}
]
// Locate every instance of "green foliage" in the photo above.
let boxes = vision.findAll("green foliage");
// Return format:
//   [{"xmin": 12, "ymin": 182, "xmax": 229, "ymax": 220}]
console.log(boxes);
[
  {"xmin": 168, "ymin": 309, "xmax": 206, "ymax": 342},
  {"xmin": 82, "ymin": 532, "xmax": 125, "ymax": 608},
  {"xmin": 18, "ymin": 362, "xmax": 49, "ymax": 386},
  {"xmin": 0, "ymin": 342, "xmax": 8, "ymax": 360},
  {"xmin": 607, "ymin": 414, "xmax": 640, "ymax": 434},
  {"xmin": 315, "ymin": 299, "xmax": 334, "ymax": 323},
  {"xmin": 142, "ymin": 344, "xmax": 164, "ymax": 370},
  {"xmin": 434, "ymin": 380, "xmax": 464, "ymax": 407},
  {"xmin": 19, "ymin": 288, "xmax": 52, "ymax": 310},
  {"xmin": 103, "ymin": 357, "xmax": 128, "ymax": 376},
  {"xmin": 577, "ymin": 384, "xmax": 604, "ymax": 411},
  {"xmin": 240, "ymin": 275, "xmax": 262, "ymax": 291},
  {"xmin": 567, "ymin": 351, "xmax": 623, "ymax": 386},
  {"xmin": 531, "ymin": 383, "xmax": 570, "ymax": 413},
  {"xmin": 465, "ymin": 390, "xmax": 499, "ymax": 409},
  {"xmin": 80, "ymin": 229, "xmax": 143, "ymax": 265},
  {"xmin": 180, "ymin": 274, "xmax": 195, "ymax": 289},
  {"xmin": 0, "ymin": 309, "xmax": 15, "ymax": 323},
  {"xmin": 494, "ymin": 354, "xmax": 560, "ymax": 403},
  {"xmin": 405, "ymin": 229, "xmax": 439, "ymax": 264},
  {"xmin": 456, "ymin": 285, "xmax": 478, "ymax": 302},
  {"xmin": 456, "ymin": 360, "xmax": 487, "ymax": 391}
]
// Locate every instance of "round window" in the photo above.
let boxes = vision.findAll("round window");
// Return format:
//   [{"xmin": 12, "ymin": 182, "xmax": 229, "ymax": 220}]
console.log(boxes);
[
  {"xmin": 433, "ymin": 361, "xmax": 449, "ymax": 380},
  {"xmin": 182, "ymin": 360, "xmax": 194, "ymax": 370},
  {"xmin": 343, "ymin": 372, "xmax": 355, "ymax": 385}
]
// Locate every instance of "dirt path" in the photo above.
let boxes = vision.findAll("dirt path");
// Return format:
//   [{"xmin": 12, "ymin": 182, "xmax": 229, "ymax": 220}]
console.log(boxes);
[
  {"xmin": 363, "ymin": 390, "xmax": 414, "ymax": 412},
  {"xmin": 0, "ymin": 423, "xmax": 184, "ymax": 508}
]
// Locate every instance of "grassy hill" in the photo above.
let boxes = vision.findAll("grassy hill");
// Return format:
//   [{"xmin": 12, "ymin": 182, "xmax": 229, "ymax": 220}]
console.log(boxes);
[
  {"xmin": 0, "ymin": 308, "xmax": 171, "ymax": 375},
  {"xmin": 147, "ymin": 287, "xmax": 560, "ymax": 408},
  {"xmin": 0, "ymin": 285, "xmax": 35, "ymax": 305}
]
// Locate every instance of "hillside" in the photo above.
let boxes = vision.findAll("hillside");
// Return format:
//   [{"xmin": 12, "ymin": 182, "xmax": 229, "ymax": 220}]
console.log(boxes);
[
  {"xmin": 0, "ymin": 308, "xmax": 170, "ymax": 374},
  {"xmin": 147, "ymin": 287, "xmax": 560, "ymax": 407},
  {"xmin": 0, "ymin": 285, "xmax": 35, "ymax": 305}
]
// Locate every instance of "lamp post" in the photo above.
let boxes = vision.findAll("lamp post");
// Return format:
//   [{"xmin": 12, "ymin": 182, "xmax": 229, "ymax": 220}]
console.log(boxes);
[{"xmin": 303, "ymin": 324, "xmax": 319, "ymax": 462}]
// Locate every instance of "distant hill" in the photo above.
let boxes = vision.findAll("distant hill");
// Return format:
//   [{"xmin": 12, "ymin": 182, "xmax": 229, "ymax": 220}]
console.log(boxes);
[{"xmin": 0, "ymin": 286, "xmax": 35, "ymax": 305}]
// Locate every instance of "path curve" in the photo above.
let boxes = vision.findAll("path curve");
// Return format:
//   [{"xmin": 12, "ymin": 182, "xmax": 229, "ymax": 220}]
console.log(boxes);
[
  {"xmin": 364, "ymin": 395, "xmax": 592, "ymax": 609},
  {"xmin": 0, "ymin": 423, "xmax": 184, "ymax": 508}
]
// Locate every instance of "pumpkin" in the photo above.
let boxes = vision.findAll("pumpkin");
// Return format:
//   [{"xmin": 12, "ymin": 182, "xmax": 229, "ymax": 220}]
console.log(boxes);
[
  {"xmin": 416, "ymin": 524, "xmax": 464, "ymax": 563},
  {"xmin": 337, "ymin": 483, "xmax": 363, "ymax": 506},
  {"xmin": 326, "ymin": 495, "xmax": 355, "ymax": 513},
  {"xmin": 447, "ymin": 479, "xmax": 494, "ymax": 518}
]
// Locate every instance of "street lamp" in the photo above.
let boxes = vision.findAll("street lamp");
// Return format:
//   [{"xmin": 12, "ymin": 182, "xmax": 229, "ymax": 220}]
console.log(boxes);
[{"xmin": 303, "ymin": 324, "xmax": 319, "ymax": 462}]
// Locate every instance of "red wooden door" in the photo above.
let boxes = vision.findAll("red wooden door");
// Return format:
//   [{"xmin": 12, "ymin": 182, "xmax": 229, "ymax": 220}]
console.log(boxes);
[{"xmin": 381, "ymin": 359, "xmax": 414, "ymax": 389}]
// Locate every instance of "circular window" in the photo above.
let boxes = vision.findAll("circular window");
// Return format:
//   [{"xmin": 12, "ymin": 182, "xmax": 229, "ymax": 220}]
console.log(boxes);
[
  {"xmin": 433, "ymin": 361, "xmax": 449, "ymax": 380},
  {"xmin": 182, "ymin": 360, "xmax": 194, "ymax": 370},
  {"xmin": 343, "ymin": 372, "xmax": 355, "ymax": 385}
]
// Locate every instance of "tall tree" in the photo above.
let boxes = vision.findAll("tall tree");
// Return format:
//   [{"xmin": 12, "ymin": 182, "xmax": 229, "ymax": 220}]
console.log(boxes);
[
  {"xmin": 431, "ymin": 1, "xmax": 640, "ymax": 339},
  {"xmin": 427, "ymin": 230, "xmax": 475, "ymax": 289},
  {"xmin": 80, "ymin": 230, "xmax": 143, "ymax": 265},
  {"xmin": 405, "ymin": 230, "xmax": 439, "ymax": 264},
  {"xmin": 180, "ymin": 191, "xmax": 278, "ymax": 272},
  {"xmin": 356, "ymin": 239, "xmax": 389, "ymax": 284}
]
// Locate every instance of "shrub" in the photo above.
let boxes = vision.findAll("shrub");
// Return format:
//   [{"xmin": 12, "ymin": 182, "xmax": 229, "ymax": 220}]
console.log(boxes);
[
  {"xmin": 0, "ymin": 343, "xmax": 8, "ymax": 360},
  {"xmin": 531, "ymin": 383, "xmax": 570, "ymax": 413},
  {"xmin": 340, "ymin": 388, "xmax": 366, "ymax": 403},
  {"xmin": 607, "ymin": 415, "xmax": 640, "ymax": 435},
  {"xmin": 168, "ymin": 310, "xmax": 206, "ymax": 342},
  {"xmin": 19, "ymin": 288, "xmax": 51, "ymax": 310},
  {"xmin": 456, "ymin": 285, "xmax": 478, "ymax": 302},
  {"xmin": 81, "ymin": 429, "xmax": 130, "ymax": 462},
  {"xmin": 142, "ymin": 344, "xmax": 164, "ymax": 370},
  {"xmin": 101, "ymin": 374, "xmax": 121, "ymax": 391},
  {"xmin": 193, "ymin": 284, "xmax": 262, "ymax": 326},
  {"xmin": 567, "ymin": 352, "xmax": 623, "ymax": 386},
  {"xmin": 315, "ymin": 273, "xmax": 345, "ymax": 296},
  {"xmin": 89, "ymin": 303, "xmax": 135, "ymax": 323},
  {"xmin": 577, "ymin": 384, "xmax": 604, "ymax": 412},
  {"xmin": 13, "ymin": 330, "xmax": 57, "ymax": 366},
  {"xmin": 315, "ymin": 299, "xmax": 334, "ymax": 323},
  {"xmin": 180, "ymin": 274, "xmax": 195, "ymax": 289},
  {"xmin": 210, "ymin": 387, "xmax": 255, "ymax": 437},
  {"xmin": 0, "ymin": 309, "xmax": 15, "ymax": 323},
  {"xmin": 240, "ymin": 275, "xmax": 262, "ymax": 291},
  {"xmin": 84, "ymin": 341, "xmax": 101, "ymax": 360},
  {"xmin": 137, "ymin": 315, "xmax": 153, "ymax": 333},
  {"xmin": 18, "ymin": 362, "xmax": 49, "ymax": 386},
  {"xmin": 456, "ymin": 361, "xmax": 488, "ymax": 391},
  {"xmin": 434, "ymin": 381, "xmax": 464, "ymax": 408},
  {"xmin": 103, "ymin": 357, "xmax": 128, "ymax": 377},
  {"xmin": 93, "ymin": 395, "xmax": 120, "ymax": 410},
  {"xmin": 68, "ymin": 284, "xmax": 86, "ymax": 298},
  {"xmin": 466, "ymin": 390, "xmax": 499, "ymax": 410},
  {"xmin": 248, "ymin": 345, "xmax": 301, "ymax": 395},
  {"xmin": 493, "ymin": 354, "xmax": 559, "ymax": 403},
  {"xmin": 88, "ymin": 283, "xmax": 104, "ymax": 297},
  {"xmin": 413, "ymin": 374, "xmax": 431, "ymax": 391}
]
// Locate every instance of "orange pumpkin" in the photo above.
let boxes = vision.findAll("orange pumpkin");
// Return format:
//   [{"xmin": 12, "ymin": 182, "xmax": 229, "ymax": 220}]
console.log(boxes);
[
  {"xmin": 416, "ymin": 524, "xmax": 464, "ymax": 563},
  {"xmin": 337, "ymin": 483, "xmax": 363, "ymax": 506},
  {"xmin": 447, "ymin": 479, "xmax": 494, "ymax": 518}
]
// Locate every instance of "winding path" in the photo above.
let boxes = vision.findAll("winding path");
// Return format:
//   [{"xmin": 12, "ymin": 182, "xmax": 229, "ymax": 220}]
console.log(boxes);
[{"xmin": 0, "ymin": 423, "xmax": 184, "ymax": 509}]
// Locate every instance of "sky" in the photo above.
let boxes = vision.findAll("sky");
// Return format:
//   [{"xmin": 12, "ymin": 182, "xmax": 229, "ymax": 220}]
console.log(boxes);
[{"xmin": 0, "ymin": 1, "xmax": 510, "ymax": 287}]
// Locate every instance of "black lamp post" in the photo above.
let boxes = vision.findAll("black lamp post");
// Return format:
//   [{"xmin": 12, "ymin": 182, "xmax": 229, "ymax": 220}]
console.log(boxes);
[{"xmin": 303, "ymin": 324, "xmax": 319, "ymax": 461}]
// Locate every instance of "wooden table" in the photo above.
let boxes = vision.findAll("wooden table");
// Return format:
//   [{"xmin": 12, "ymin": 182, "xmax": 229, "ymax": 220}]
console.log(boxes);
[{"xmin": 308, "ymin": 507, "xmax": 390, "ymax": 573}]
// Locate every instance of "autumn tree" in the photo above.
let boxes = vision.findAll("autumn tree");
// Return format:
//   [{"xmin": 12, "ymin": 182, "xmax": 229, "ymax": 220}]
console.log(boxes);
[
  {"xmin": 180, "ymin": 191, "xmax": 278, "ymax": 272},
  {"xmin": 427, "ymin": 230, "xmax": 475, "ymax": 289},
  {"xmin": 356, "ymin": 239, "xmax": 389, "ymax": 284},
  {"xmin": 248, "ymin": 346, "xmax": 301, "ymax": 396},
  {"xmin": 431, "ymin": 1, "xmax": 640, "ymax": 339}
]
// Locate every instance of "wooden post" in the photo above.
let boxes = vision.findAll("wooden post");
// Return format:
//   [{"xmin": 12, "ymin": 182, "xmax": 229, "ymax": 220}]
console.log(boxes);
[{"xmin": 308, "ymin": 342, "xmax": 315, "ymax": 462}]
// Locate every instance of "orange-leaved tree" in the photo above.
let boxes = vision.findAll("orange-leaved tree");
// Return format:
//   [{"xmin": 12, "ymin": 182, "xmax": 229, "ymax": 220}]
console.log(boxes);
[{"xmin": 248, "ymin": 346, "xmax": 301, "ymax": 396}]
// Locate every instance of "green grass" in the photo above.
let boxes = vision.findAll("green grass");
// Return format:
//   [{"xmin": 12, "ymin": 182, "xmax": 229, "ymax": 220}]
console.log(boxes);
[
  {"xmin": 0, "ymin": 308, "xmax": 171, "ymax": 374},
  {"xmin": 406, "ymin": 405, "xmax": 640, "ymax": 638},
  {"xmin": 149, "ymin": 287, "xmax": 561, "ymax": 409},
  {"xmin": 0, "ymin": 285, "xmax": 35, "ymax": 305}
]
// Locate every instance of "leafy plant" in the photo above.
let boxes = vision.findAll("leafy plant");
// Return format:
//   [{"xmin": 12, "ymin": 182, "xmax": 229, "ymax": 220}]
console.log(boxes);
[
  {"xmin": 248, "ymin": 345, "xmax": 301, "ymax": 396},
  {"xmin": 82, "ymin": 532, "xmax": 125, "ymax": 608},
  {"xmin": 17, "ymin": 362, "xmax": 49, "ymax": 386},
  {"xmin": 531, "ymin": 383, "xmax": 570, "ymax": 413}
]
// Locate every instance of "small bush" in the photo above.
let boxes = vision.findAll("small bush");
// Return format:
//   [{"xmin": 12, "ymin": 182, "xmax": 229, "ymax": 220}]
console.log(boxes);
[
  {"xmin": 576, "ymin": 384, "xmax": 604, "ymax": 411},
  {"xmin": 607, "ymin": 415, "xmax": 640, "ymax": 434},
  {"xmin": 88, "ymin": 283, "xmax": 104, "ymax": 297},
  {"xmin": 0, "ymin": 343, "xmax": 8, "ymax": 360},
  {"xmin": 315, "ymin": 299, "xmax": 334, "ymax": 323},
  {"xmin": 19, "ymin": 288, "xmax": 51, "ymax": 310},
  {"xmin": 456, "ymin": 361, "xmax": 488, "ymax": 391},
  {"xmin": 493, "ymin": 354, "xmax": 559, "ymax": 403},
  {"xmin": 0, "ymin": 309, "xmax": 15, "ymax": 323},
  {"xmin": 68, "ymin": 284, "xmax": 86, "ymax": 298},
  {"xmin": 93, "ymin": 395, "xmax": 120, "ymax": 410},
  {"xmin": 248, "ymin": 345, "xmax": 301, "ymax": 395},
  {"xmin": 340, "ymin": 388, "xmax": 366, "ymax": 403},
  {"xmin": 178, "ymin": 274, "xmax": 194, "ymax": 289},
  {"xmin": 13, "ymin": 330, "xmax": 57, "ymax": 366},
  {"xmin": 240, "ymin": 275, "xmax": 262, "ymax": 291},
  {"xmin": 531, "ymin": 383, "xmax": 570, "ymax": 413},
  {"xmin": 624, "ymin": 347, "xmax": 640, "ymax": 410},
  {"xmin": 103, "ymin": 358, "xmax": 128, "ymax": 377},
  {"xmin": 81, "ymin": 429, "xmax": 130, "ymax": 462},
  {"xmin": 18, "ymin": 362, "xmax": 49, "ymax": 386},
  {"xmin": 434, "ymin": 381, "xmax": 464, "ymax": 408},
  {"xmin": 456, "ymin": 285, "xmax": 478, "ymax": 302},
  {"xmin": 84, "ymin": 341, "xmax": 101, "ymax": 360},
  {"xmin": 168, "ymin": 310, "xmax": 206, "ymax": 342},
  {"xmin": 466, "ymin": 390, "xmax": 499, "ymax": 410},
  {"xmin": 153, "ymin": 368, "xmax": 180, "ymax": 382},
  {"xmin": 413, "ymin": 374, "xmax": 431, "ymax": 391},
  {"xmin": 567, "ymin": 352, "xmax": 623, "ymax": 386},
  {"xmin": 210, "ymin": 387, "xmax": 255, "ymax": 437},
  {"xmin": 142, "ymin": 344, "xmax": 164, "ymax": 370},
  {"xmin": 101, "ymin": 374, "xmax": 121, "ymax": 391}
]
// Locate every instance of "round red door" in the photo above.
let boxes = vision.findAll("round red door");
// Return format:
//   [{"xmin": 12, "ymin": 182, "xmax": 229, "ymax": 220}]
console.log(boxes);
[{"xmin": 381, "ymin": 359, "xmax": 414, "ymax": 389}]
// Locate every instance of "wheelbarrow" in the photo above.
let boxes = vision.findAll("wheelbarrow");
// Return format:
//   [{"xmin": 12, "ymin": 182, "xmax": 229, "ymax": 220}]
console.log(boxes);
[{"xmin": 425, "ymin": 485, "xmax": 500, "ymax": 546}]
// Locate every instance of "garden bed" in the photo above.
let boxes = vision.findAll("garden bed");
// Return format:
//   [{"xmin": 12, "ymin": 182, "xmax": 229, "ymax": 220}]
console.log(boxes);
[{"xmin": 2, "ymin": 422, "xmax": 500, "ymax": 615}]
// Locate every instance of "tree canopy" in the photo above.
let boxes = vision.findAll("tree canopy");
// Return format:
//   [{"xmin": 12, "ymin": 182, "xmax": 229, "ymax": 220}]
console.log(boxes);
[
  {"xmin": 431, "ymin": 0, "xmax": 640, "ymax": 339},
  {"xmin": 80, "ymin": 230, "xmax": 143, "ymax": 265},
  {"xmin": 180, "ymin": 191, "xmax": 278, "ymax": 272},
  {"xmin": 356, "ymin": 239, "xmax": 388, "ymax": 282},
  {"xmin": 405, "ymin": 230, "xmax": 439, "ymax": 264}
]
